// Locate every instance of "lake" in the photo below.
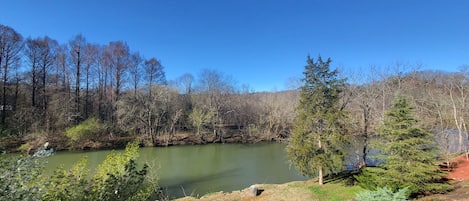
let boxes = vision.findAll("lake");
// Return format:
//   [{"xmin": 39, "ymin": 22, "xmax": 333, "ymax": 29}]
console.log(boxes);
[{"xmin": 43, "ymin": 143, "xmax": 307, "ymax": 198}]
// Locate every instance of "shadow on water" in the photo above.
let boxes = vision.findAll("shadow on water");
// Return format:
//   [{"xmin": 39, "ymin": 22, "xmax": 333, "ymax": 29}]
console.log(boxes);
[{"xmin": 159, "ymin": 167, "xmax": 240, "ymax": 198}]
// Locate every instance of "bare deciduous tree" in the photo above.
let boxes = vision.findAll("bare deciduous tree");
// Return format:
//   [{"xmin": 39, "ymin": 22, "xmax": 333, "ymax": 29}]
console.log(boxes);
[
  {"xmin": 144, "ymin": 57, "xmax": 166, "ymax": 98},
  {"xmin": 448, "ymin": 73, "xmax": 468, "ymax": 153},
  {"xmin": 69, "ymin": 34, "xmax": 86, "ymax": 122},
  {"xmin": 0, "ymin": 25, "xmax": 23, "ymax": 126},
  {"xmin": 129, "ymin": 52, "xmax": 142, "ymax": 98}
]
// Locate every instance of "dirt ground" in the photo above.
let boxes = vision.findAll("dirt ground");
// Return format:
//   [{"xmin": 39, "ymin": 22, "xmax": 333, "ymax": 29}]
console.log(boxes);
[
  {"xmin": 420, "ymin": 154, "xmax": 469, "ymax": 201},
  {"xmin": 446, "ymin": 154, "xmax": 469, "ymax": 181}
]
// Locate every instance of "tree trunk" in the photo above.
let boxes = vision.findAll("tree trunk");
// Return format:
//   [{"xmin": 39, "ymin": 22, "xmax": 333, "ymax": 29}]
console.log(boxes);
[
  {"xmin": 2, "ymin": 57, "xmax": 8, "ymax": 125},
  {"xmin": 75, "ymin": 49, "xmax": 80, "ymax": 117},
  {"xmin": 463, "ymin": 121, "xmax": 469, "ymax": 158},
  {"xmin": 450, "ymin": 85, "xmax": 464, "ymax": 153},
  {"xmin": 42, "ymin": 58, "xmax": 48, "ymax": 129},
  {"xmin": 32, "ymin": 59, "xmax": 37, "ymax": 107},
  {"xmin": 13, "ymin": 74, "xmax": 19, "ymax": 113},
  {"xmin": 318, "ymin": 166, "xmax": 324, "ymax": 185},
  {"xmin": 318, "ymin": 137, "xmax": 324, "ymax": 185},
  {"xmin": 361, "ymin": 103, "xmax": 370, "ymax": 167},
  {"xmin": 85, "ymin": 65, "xmax": 89, "ymax": 119}
]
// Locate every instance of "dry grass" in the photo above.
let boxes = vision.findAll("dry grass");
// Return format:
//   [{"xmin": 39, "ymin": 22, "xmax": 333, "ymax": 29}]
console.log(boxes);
[{"xmin": 175, "ymin": 179, "xmax": 361, "ymax": 201}]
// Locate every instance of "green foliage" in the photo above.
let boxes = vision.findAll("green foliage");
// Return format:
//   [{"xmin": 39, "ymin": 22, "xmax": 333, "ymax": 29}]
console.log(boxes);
[
  {"xmin": 65, "ymin": 118, "xmax": 104, "ymax": 143},
  {"xmin": 41, "ymin": 157, "xmax": 89, "ymax": 201},
  {"xmin": 93, "ymin": 140, "xmax": 139, "ymax": 182},
  {"xmin": 0, "ymin": 140, "xmax": 157, "ymax": 201},
  {"xmin": 95, "ymin": 160, "xmax": 152, "ymax": 201},
  {"xmin": 358, "ymin": 96, "xmax": 451, "ymax": 195},
  {"xmin": 17, "ymin": 142, "xmax": 31, "ymax": 152},
  {"xmin": 41, "ymin": 140, "xmax": 155, "ymax": 201},
  {"xmin": 91, "ymin": 140, "xmax": 138, "ymax": 196},
  {"xmin": 189, "ymin": 107, "xmax": 214, "ymax": 135},
  {"xmin": 354, "ymin": 167, "xmax": 385, "ymax": 190},
  {"xmin": 287, "ymin": 56, "xmax": 348, "ymax": 182},
  {"xmin": 356, "ymin": 187, "xmax": 409, "ymax": 201},
  {"xmin": 88, "ymin": 140, "xmax": 156, "ymax": 201},
  {"xmin": 0, "ymin": 154, "xmax": 47, "ymax": 200}
]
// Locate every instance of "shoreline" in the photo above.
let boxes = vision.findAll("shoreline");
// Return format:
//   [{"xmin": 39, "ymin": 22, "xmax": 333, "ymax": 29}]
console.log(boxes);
[
  {"xmin": 173, "ymin": 179, "xmax": 366, "ymax": 201},
  {"xmin": 1, "ymin": 132, "xmax": 285, "ymax": 153},
  {"xmin": 174, "ymin": 180, "xmax": 315, "ymax": 201}
]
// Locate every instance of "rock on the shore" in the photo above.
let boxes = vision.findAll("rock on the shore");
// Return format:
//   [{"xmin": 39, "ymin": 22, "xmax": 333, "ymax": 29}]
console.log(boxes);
[{"xmin": 248, "ymin": 184, "xmax": 263, "ymax": 196}]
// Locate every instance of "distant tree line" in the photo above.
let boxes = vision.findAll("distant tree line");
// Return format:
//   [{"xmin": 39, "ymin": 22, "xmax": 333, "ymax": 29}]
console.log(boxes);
[
  {"xmin": 0, "ymin": 24, "xmax": 298, "ymax": 151},
  {"xmin": 0, "ymin": 24, "xmax": 468, "ymax": 158}
]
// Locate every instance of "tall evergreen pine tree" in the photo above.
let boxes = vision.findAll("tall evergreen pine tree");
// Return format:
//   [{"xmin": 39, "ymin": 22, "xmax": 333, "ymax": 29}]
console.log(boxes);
[
  {"xmin": 356, "ymin": 96, "xmax": 451, "ymax": 195},
  {"xmin": 287, "ymin": 55, "xmax": 347, "ymax": 185}
]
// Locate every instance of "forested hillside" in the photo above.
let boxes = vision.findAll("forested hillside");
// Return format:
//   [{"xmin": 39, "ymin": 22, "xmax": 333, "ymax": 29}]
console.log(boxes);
[{"xmin": 0, "ymin": 24, "xmax": 467, "ymax": 158}]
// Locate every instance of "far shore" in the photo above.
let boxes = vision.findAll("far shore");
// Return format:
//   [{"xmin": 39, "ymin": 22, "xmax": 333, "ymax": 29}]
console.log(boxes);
[{"xmin": 1, "ymin": 132, "xmax": 285, "ymax": 153}]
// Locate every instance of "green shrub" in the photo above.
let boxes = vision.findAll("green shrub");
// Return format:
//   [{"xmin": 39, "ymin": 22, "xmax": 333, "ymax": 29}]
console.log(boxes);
[
  {"xmin": 93, "ymin": 160, "xmax": 152, "ymax": 201},
  {"xmin": 65, "ymin": 118, "xmax": 104, "ymax": 143},
  {"xmin": 88, "ymin": 140, "xmax": 156, "ymax": 201},
  {"xmin": 0, "ymin": 150, "xmax": 50, "ymax": 200},
  {"xmin": 354, "ymin": 167, "xmax": 384, "ymax": 190},
  {"xmin": 93, "ymin": 140, "xmax": 140, "ymax": 182},
  {"xmin": 356, "ymin": 187, "xmax": 409, "ymax": 201},
  {"xmin": 18, "ymin": 142, "xmax": 31, "ymax": 153},
  {"xmin": 41, "ymin": 157, "xmax": 89, "ymax": 201},
  {"xmin": 1, "ymin": 141, "xmax": 157, "ymax": 201}
]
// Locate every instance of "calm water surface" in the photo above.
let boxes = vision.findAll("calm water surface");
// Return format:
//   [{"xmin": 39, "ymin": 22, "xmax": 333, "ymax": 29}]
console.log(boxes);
[{"xmin": 44, "ymin": 143, "xmax": 306, "ymax": 198}]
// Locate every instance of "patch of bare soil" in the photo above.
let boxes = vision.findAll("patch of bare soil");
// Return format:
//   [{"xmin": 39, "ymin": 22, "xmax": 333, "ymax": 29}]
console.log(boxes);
[
  {"xmin": 421, "ymin": 154, "xmax": 469, "ymax": 201},
  {"xmin": 446, "ymin": 154, "xmax": 469, "ymax": 181}
]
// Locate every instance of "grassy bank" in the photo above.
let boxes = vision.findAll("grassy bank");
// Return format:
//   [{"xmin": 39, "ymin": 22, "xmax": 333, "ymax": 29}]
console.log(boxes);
[
  {"xmin": 176, "ymin": 179, "xmax": 469, "ymax": 201},
  {"xmin": 176, "ymin": 179, "xmax": 363, "ymax": 201}
]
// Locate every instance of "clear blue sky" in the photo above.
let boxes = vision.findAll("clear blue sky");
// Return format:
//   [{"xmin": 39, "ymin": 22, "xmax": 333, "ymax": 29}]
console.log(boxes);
[{"xmin": 1, "ymin": 0, "xmax": 468, "ymax": 91}]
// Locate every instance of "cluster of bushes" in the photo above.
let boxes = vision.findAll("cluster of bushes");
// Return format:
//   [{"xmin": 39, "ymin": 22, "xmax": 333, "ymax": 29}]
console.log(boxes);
[{"xmin": 0, "ymin": 141, "xmax": 159, "ymax": 201}]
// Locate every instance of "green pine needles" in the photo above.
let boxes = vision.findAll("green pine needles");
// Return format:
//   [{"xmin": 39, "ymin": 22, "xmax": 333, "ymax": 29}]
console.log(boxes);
[
  {"xmin": 355, "ymin": 96, "xmax": 451, "ymax": 196},
  {"xmin": 356, "ymin": 187, "xmax": 409, "ymax": 201},
  {"xmin": 287, "ymin": 55, "xmax": 348, "ymax": 185}
]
